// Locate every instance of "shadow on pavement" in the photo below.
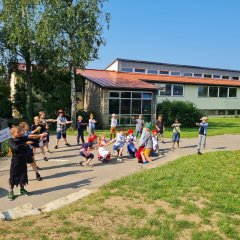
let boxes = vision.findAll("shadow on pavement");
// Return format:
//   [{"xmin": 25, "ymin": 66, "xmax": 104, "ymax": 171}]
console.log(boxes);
[
  {"xmin": 180, "ymin": 145, "xmax": 198, "ymax": 149},
  {"xmin": 36, "ymin": 162, "xmax": 80, "ymax": 171},
  {"xmin": 49, "ymin": 154, "xmax": 79, "ymax": 160},
  {"xmin": 0, "ymin": 187, "xmax": 8, "ymax": 198},
  {"xmin": 30, "ymin": 177, "xmax": 95, "ymax": 195}
]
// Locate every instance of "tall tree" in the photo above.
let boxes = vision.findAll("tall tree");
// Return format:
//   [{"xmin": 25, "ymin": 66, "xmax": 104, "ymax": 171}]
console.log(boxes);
[
  {"xmin": 0, "ymin": 0, "xmax": 43, "ymax": 120},
  {"xmin": 37, "ymin": 0, "xmax": 110, "ymax": 124}
]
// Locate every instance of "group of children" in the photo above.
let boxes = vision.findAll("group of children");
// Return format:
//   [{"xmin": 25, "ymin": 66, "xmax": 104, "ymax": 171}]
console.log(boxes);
[{"xmin": 8, "ymin": 110, "xmax": 208, "ymax": 201}]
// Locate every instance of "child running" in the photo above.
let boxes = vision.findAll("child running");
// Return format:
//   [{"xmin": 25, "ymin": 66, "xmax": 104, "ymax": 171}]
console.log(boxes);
[
  {"xmin": 126, "ymin": 129, "xmax": 137, "ymax": 158},
  {"xmin": 98, "ymin": 135, "xmax": 111, "ymax": 163},
  {"xmin": 112, "ymin": 129, "xmax": 126, "ymax": 162},
  {"xmin": 196, "ymin": 117, "xmax": 208, "ymax": 155},
  {"xmin": 171, "ymin": 118, "xmax": 181, "ymax": 149}
]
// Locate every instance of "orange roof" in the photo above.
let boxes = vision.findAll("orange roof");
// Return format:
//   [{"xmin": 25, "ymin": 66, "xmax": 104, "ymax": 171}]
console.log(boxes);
[{"xmin": 78, "ymin": 69, "xmax": 240, "ymax": 89}]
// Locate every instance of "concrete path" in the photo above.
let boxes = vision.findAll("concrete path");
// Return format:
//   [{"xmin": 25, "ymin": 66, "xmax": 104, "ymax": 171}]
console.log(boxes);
[{"xmin": 0, "ymin": 134, "xmax": 239, "ymax": 212}]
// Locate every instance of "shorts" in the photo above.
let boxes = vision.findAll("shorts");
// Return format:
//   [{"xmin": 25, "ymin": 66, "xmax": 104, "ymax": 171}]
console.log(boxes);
[
  {"xmin": 80, "ymin": 152, "xmax": 94, "ymax": 159},
  {"xmin": 57, "ymin": 131, "xmax": 66, "ymax": 139},
  {"xmin": 143, "ymin": 148, "xmax": 151, "ymax": 157},
  {"xmin": 110, "ymin": 127, "xmax": 116, "ymax": 134},
  {"xmin": 113, "ymin": 144, "xmax": 123, "ymax": 151},
  {"xmin": 172, "ymin": 133, "xmax": 180, "ymax": 142}
]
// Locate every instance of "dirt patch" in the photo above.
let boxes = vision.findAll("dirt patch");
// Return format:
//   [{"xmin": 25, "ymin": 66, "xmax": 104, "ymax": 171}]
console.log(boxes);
[
  {"xmin": 175, "ymin": 214, "xmax": 201, "ymax": 224},
  {"xmin": 177, "ymin": 229, "xmax": 192, "ymax": 240}
]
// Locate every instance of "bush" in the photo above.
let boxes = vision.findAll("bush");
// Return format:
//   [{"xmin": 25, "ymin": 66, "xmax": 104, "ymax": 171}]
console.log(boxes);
[{"xmin": 157, "ymin": 100, "xmax": 202, "ymax": 127}]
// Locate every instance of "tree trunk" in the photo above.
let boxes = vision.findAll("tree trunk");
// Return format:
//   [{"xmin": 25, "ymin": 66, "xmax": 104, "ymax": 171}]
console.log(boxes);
[
  {"xmin": 25, "ymin": 59, "xmax": 33, "ymax": 121},
  {"xmin": 70, "ymin": 63, "xmax": 76, "ymax": 125}
]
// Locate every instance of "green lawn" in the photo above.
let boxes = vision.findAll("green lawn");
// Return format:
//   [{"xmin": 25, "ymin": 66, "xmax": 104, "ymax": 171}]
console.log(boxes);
[
  {"xmin": 66, "ymin": 117, "xmax": 240, "ymax": 139},
  {"xmin": 1, "ymin": 150, "xmax": 240, "ymax": 240}
]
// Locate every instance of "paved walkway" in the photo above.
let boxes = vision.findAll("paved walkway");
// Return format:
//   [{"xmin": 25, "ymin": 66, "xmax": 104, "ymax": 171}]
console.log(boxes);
[{"xmin": 0, "ymin": 134, "xmax": 239, "ymax": 212}]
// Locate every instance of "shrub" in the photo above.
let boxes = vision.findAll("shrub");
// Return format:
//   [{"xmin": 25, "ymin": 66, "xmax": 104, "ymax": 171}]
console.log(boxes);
[{"xmin": 157, "ymin": 100, "xmax": 202, "ymax": 127}]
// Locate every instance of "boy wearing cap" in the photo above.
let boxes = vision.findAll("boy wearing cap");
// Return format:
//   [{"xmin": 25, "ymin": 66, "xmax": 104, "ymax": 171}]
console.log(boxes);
[
  {"xmin": 110, "ymin": 113, "xmax": 117, "ymax": 140},
  {"xmin": 196, "ymin": 117, "xmax": 208, "ymax": 155},
  {"xmin": 54, "ymin": 110, "xmax": 73, "ymax": 149}
]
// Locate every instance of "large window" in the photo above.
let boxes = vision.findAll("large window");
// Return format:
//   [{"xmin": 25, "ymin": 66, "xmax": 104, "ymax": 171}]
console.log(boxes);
[
  {"xmin": 198, "ymin": 86, "xmax": 237, "ymax": 98},
  {"xmin": 121, "ymin": 67, "xmax": 133, "ymax": 72},
  {"xmin": 183, "ymin": 72, "xmax": 193, "ymax": 77},
  {"xmin": 159, "ymin": 70, "xmax": 169, "ymax": 75},
  {"xmin": 109, "ymin": 91, "xmax": 153, "ymax": 125},
  {"xmin": 134, "ymin": 68, "xmax": 145, "ymax": 73},
  {"xmin": 147, "ymin": 69, "xmax": 158, "ymax": 74},
  {"xmin": 171, "ymin": 71, "xmax": 181, "ymax": 76},
  {"xmin": 157, "ymin": 83, "xmax": 184, "ymax": 96}
]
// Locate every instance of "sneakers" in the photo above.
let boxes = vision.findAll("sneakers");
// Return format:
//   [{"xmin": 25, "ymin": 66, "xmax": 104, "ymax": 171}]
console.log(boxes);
[
  {"xmin": 117, "ymin": 158, "xmax": 123, "ymax": 162},
  {"xmin": 197, "ymin": 151, "xmax": 202, "ymax": 155},
  {"xmin": 143, "ymin": 161, "xmax": 149, "ymax": 165},
  {"xmin": 19, "ymin": 188, "xmax": 31, "ymax": 196},
  {"xmin": 54, "ymin": 145, "xmax": 58, "ymax": 149},
  {"xmin": 65, "ymin": 143, "xmax": 71, "ymax": 147},
  {"xmin": 43, "ymin": 157, "xmax": 48, "ymax": 161},
  {"xmin": 36, "ymin": 172, "xmax": 43, "ymax": 181},
  {"xmin": 79, "ymin": 161, "xmax": 84, "ymax": 166},
  {"xmin": 8, "ymin": 191, "xmax": 15, "ymax": 201}
]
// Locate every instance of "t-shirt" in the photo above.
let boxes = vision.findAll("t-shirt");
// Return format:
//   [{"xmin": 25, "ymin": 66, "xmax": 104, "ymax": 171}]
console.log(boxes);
[
  {"xmin": 138, "ymin": 130, "xmax": 153, "ymax": 149},
  {"xmin": 136, "ymin": 119, "xmax": 144, "ymax": 131},
  {"xmin": 199, "ymin": 122, "xmax": 208, "ymax": 135},
  {"xmin": 156, "ymin": 120, "xmax": 164, "ymax": 133},
  {"xmin": 172, "ymin": 123, "xmax": 181, "ymax": 133},
  {"xmin": 57, "ymin": 116, "xmax": 67, "ymax": 133},
  {"xmin": 89, "ymin": 119, "xmax": 96, "ymax": 130},
  {"xmin": 114, "ymin": 133, "xmax": 126, "ymax": 148},
  {"xmin": 76, "ymin": 121, "xmax": 85, "ymax": 131},
  {"xmin": 31, "ymin": 124, "xmax": 46, "ymax": 147},
  {"xmin": 126, "ymin": 135, "xmax": 136, "ymax": 143},
  {"xmin": 111, "ymin": 118, "xmax": 117, "ymax": 128}
]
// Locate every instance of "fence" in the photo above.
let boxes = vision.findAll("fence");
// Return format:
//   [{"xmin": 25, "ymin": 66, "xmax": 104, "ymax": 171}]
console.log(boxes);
[{"xmin": 0, "ymin": 118, "xmax": 10, "ymax": 157}]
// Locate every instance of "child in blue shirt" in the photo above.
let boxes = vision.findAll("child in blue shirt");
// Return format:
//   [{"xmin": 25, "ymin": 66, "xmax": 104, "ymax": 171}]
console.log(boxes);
[{"xmin": 196, "ymin": 117, "xmax": 208, "ymax": 155}]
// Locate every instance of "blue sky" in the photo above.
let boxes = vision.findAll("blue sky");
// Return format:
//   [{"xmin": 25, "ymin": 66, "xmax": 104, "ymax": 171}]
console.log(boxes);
[{"xmin": 87, "ymin": 0, "xmax": 240, "ymax": 70}]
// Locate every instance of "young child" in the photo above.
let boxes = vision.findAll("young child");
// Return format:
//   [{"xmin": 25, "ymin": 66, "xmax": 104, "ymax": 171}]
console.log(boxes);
[
  {"xmin": 87, "ymin": 134, "xmax": 97, "ymax": 149},
  {"xmin": 134, "ymin": 115, "xmax": 145, "ymax": 138},
  {"xmin": 8, "ymin": 126, "xmax": 34, "ymax": 200},
  {"xmin": 88, "ymin": 113, "xmax": 97, "ymax": 136},
  {"xmin": 76, "ymin": 115, "xmax": 87, "ymax": 145},
  {"xmin": 126, "ymin": 129, "xmax": 137, "ymax": 158},
  {"xmin": 39, "ymin": 111, "xmax": 56, "ymax": 153},
  {"xmin": 152, "ymin": 129, "xmax": 159, "ymax": 152},
  {"xmin": 171, "ymin": 118, "xmax": 181, "ymax": 149},
  {"xmin": 156, "ymin": 115, "xmax": 165, "ymax": 143},
  {"xmin": 19, "ymin": 122, "xmax": 44, "ymax": 181},
  {"xmin": 139, "ymin": 123, "xmax": 153, "ymax": 163},
  {"xmin": 79, "ymin": 142, "xmax": 94, "ymax": 167},
  {"xmin": 196, "ymin": 117, "xmax": 208, "ymax": 155},
  {"xmin": 98, "ymin": 135, "xmax": 111, "ymax": 163},
  {"xmin": 110, "ymin": 113, "xmax": 117, "ymax": 140},
  {"xmin": 31, "ymin": 116, "xmax": 49, "ymax": 161},
  {"xmin": 112, "ymin": 129, "xmax": 126, "ymax": 161},
  {"xmin": 55, "ymin": 110, "xmax": 72, "ymax": 149}
]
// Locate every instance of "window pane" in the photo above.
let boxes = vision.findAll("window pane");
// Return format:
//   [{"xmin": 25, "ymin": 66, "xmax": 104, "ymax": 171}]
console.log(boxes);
[
  {"xmin": 183, "ymin": 72, "xmax": 192, "ymax": 77},
  {"xmin": 229, "ymin": 88, "xmax": 237, "ymax": 97},
  {"xmin": 222, "ymin": 76, "xmax": 229, "ymax": 79},
  {"xmin": 109, "ymin": 92, "xmax": 119, "ymax": 98},
  {"xmin": 209, "ymin": 86, "xmax": 218, "ymax": 97},
  {"xmin": 142, "ymin": 100, "xmax": 152, "ymax": 114},
  {"xmin": 132, "ymin": 100, "xmax": 141, "ymax": 114},
  {"xmin": 142, "ymin": 93, "xmax": 152, "ymax": 99},
  {"xmin": 194, "ymin": 73, "xmax": 202, "ymax": 78},
  {"xmin": 213, "ymin": 75, "xmax": 221, "ymax": 79},
  {"xmin": 135, "ymin": 68, "xmax": 145, "ymax": 73},
  {"xmin": 147, "ymin": 69, "xmax": 158, "ymax": 74},
  {"xmin": 159, "ymin": 84, "xmax": 171, "ymax": 96},
  {"xmin": 218, "ymin": 110, "xmax": 226, "ymax": 115},
  {"xmin": 219, "ymin": 87, "xmax": 228, "ymax": 97},
  {"xmin": 198, "ymin": 86, "xmax": 208, "ymax": 97},
  {"xmin": 121, "ymin": 67, "xmax": 133, "ymax": 72},
  {"xmin": 159, "ymin": 70, "xmax": 169, "ymax": 75},
  {"xmin": 173, "ymin": 85, "xmax": 183, "ymax": 96},
  {"xmin": 142, "ymin": 115, "xmax": 151, "ymax": 123},
  {"xmin": 121, "ymin": 92, "xmax": 131, "ymax": 98},
  {"xmin": 232, "ymin": 76, "xmax": 239, "ymax": 80},
  {"xmin": 237, "ymin": 110, "xmax": 240, "ymax": 115},
  {"xmin": 109, "ymin": 99, "xmax": 120, "ymax": 114},
  {"xmin": 171, "ymin": 71, "xmax": 181, "ymax": 76},
  {"xmin": 204, "ymin": 74, "xmax": 212, "ymax": 78},
  {"xmin": 228, "ymin": 110, "xmax": 235, "ymax": 115},
  {"xmin": 132, "ymin": 92, "xmax": 141, "ymax": 98},
  {"xmin": 121, "ymin": 99, "xmax": 131, "ymax": 114},
  {"xmin": 120, "ymin": 115, "xmax": 131, "ymax": 125}
]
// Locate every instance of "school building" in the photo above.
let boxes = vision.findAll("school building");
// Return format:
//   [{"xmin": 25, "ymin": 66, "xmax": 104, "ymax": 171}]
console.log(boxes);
[{"xmin": 79, "ymin": 58, "xmax": 240, "ymax": 128}]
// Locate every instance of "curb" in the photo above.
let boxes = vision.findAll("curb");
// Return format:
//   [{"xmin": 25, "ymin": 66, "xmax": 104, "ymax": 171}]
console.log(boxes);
[{"xmin": 1, "ymin": 188, "xmax": 93, "ymax": 221}]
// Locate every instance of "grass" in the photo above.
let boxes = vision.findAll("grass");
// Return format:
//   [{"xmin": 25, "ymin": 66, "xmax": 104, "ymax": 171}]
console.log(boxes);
[
  {"xmin": 66, "ymin": 117, "xmax": 240, "ymax": 139},
  {"xmin": 1, "ymin": 150, "xmax": 240, "ymax": 239}
]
